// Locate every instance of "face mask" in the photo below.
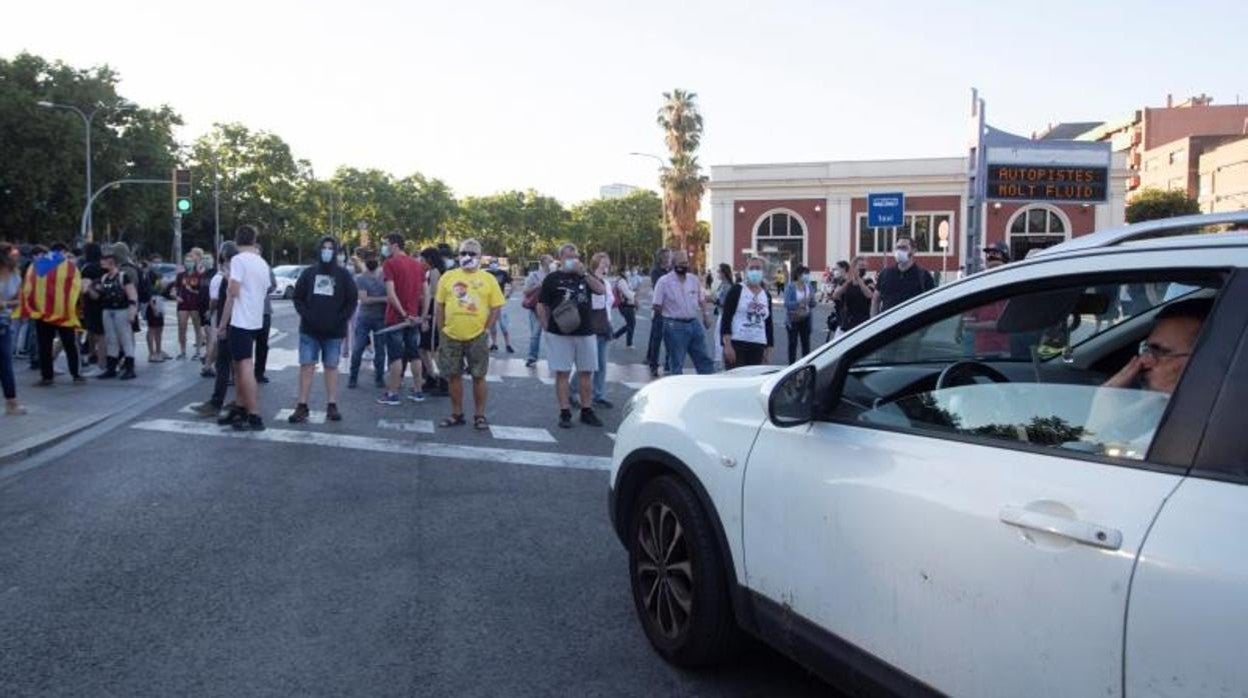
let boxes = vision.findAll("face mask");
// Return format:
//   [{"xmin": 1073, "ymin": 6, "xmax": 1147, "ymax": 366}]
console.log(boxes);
[
  {"xmin": 184, "ymin": 262, "xmax": 195, "ymax": 271},
  {"xmin": 674, "ymin": 265, "xmax": 689, "ymax": 275},
  {"xmin": 548, "ymin": 262, "xmax": 558, "ymax": 273},
  {"xmin": 801, "ymin": 274, "xmax": 811, "ymax": 283},
  {"xmin": 460, "ymin": 254, "xmax": 479, "ymax": 269},
  {"xmin": 745, "ymin": 269, "xmax": 763, "ymax": 284},
  {"xmin": 563, "ymin": 258, "xmax": 578, "ymax": 271},
  {"xmin": 380, "ymin": 244, "xmax": 391, "ymax": 258},
  {"xmin": 320, "ymin": 249, "xmax": 334, "ymax": 264},
  {"xmin": 894, "ymin": 249, "xmax": 910, "ymax": 264},
  {"xmin": 337, "ymin": 254, "xmax": 346, "ymax": 265}
]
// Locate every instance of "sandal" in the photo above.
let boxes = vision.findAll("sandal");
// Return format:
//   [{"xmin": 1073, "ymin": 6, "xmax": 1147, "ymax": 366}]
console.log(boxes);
[
  {"xmin": 473, "ymin": 415, "xmax": 489, "ymax": 430},
  {"xmin": 440, "ymin": 414, "xmax": 466, "ymax": 428}
]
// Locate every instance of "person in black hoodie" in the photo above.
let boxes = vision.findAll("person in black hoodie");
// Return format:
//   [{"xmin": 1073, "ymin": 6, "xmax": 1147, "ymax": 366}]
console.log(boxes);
[{"xmin": 290, "ymin": 236, "xmax": 358, "ymax": 423}]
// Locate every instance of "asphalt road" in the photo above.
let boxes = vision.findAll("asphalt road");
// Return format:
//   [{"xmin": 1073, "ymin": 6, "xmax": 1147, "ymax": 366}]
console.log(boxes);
[{"xmin": 0, "ymin": 298, "xmax": 833, "ymax": 697}]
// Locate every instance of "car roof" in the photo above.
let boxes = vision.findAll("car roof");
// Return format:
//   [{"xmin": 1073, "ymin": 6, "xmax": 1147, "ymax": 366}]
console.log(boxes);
[{"xmin": 1038, "ymin": 210, "xmax": 1248, "ymax": 257}]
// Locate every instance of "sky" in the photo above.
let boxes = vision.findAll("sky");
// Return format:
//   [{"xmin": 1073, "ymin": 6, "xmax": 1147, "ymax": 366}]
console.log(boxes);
[{"xmin": 4, "ymin": 0, "xmax": 1245, "ymax": 205}]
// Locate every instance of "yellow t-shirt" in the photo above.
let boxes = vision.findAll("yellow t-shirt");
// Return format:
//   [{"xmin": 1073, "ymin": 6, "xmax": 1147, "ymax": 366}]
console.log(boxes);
[{"xmin": 436, "ymin": 268, "xmax": 505, "ymax": 341}]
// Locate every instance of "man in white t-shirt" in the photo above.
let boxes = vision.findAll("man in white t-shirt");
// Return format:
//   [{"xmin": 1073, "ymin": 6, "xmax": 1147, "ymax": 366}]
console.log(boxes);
[{"xmin": 218, "ymin": 225, "xmax": 271, "ymax": 431}]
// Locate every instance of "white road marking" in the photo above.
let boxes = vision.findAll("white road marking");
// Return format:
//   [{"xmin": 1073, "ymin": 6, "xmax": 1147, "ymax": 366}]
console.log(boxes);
[
  {"xmin": 131, "ymin": 418, "xmax": 612, "ymax": 471},
  {"xmin": 485, "ymin": 374, "xmax": 502, "ymax": 383},
  {"xmin": 274, "ymin": 408, "xmax": 327, "ymax": 425},
  {"xmin": 605, "ymin": 432, "xmax": 617, "ymax": 442},
  {"xmin": 377, "ymin": 418, "xmax": 435, "ymax": 434},
  {"xmin": 178, "ymin": 403, "xmax": 199, "ymax": 415},
  {"xmin": 488, "ymin": 425, "xmax": 557, "ymax": 443},
  {"xmin": 538, "ymin": 377, "xmax": 555, "ymax": 385},
  {"xmin": 622, "ymin": 382, "xmax": 647, "ymax": 390}
]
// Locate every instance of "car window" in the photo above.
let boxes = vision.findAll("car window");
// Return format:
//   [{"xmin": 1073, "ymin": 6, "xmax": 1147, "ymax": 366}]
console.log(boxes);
[{"xmin": 834, "ymin": 274, "xmax": 1223, "ymax": 462}]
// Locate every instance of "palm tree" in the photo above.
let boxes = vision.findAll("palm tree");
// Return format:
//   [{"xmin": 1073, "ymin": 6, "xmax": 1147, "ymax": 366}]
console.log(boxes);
[{"xmin": 656, "ymin": 90, "xmax": 707, "ymax": 252}]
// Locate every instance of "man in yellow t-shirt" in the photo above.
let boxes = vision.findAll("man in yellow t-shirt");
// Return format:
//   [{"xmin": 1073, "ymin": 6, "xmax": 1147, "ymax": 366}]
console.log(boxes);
[{"xmin": 434, "ymin": 238, "xmax": 504, "ymax": 429}]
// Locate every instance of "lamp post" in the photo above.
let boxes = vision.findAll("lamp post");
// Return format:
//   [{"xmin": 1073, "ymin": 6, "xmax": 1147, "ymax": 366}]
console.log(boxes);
[{"xmin": 36, "ymin": 99, "xmax": 135, "ymax": 244}]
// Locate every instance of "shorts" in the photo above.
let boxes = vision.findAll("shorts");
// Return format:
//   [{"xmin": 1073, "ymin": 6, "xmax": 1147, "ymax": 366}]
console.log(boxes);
[
  {"xmin": 436, "ymin": 331, "xmax": 489, "ymax": 379},
  {"xmin": 545, "ymin": 334, "xmax": 598, "ymax": 372},
  {"xmin": 228, "ymin": 326, "xmax": 259, "ymax": 362},
  {"xmin": 299, "ymin": 333, "xmax": 343, "ymax": 368},
  {"xmin": 145, "ymin": 304, "xmax": 165, "ymax": 328},
  {"xmin": 384, "ymin": 326, "xmax": 421, "ymax": 363},
  {"xmin": 419, "ymin": 323, "xmax": 435, "ymax": 352},
  {"xmin": 84, "ymin": 304, "xmax": 104, "ymax": 335}
]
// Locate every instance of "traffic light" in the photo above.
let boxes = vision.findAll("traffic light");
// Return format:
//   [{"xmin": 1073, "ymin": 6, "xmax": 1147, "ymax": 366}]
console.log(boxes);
[{"xmin": 172, "ymin": 168, "xmax": 192, "ymax": 214}]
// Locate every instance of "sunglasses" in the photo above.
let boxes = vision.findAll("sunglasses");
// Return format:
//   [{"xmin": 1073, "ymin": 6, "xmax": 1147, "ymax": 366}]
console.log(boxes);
[{"xmin": 459, "ymin": 251, "xmax": 479, "ymax": 257}]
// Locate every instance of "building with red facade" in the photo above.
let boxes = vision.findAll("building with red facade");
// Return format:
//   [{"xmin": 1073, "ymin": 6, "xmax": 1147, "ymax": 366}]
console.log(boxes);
[{"xmin": 709, "ymin": 154, "xmax": 1129, "ymax": 276}]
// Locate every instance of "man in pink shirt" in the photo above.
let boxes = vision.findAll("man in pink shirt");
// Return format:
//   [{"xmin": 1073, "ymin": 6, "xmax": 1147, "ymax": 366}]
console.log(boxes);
[{"xmin": 652, "ymin": 250, "xmax": 714, "ymax": 375}]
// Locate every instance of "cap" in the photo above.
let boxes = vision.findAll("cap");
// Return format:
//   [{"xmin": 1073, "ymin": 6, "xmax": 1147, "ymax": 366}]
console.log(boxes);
[{"xmin": 983, "ymin": 241, "xmax": 1010, "ymax": 259}]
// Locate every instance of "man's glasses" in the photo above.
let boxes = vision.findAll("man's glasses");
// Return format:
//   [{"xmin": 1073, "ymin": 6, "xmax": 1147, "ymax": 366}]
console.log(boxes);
[
  {"xmin": 1138, "ymin": 340, "xmax": 1190, "ymax": 360},
  {"xmin": 459, "ymin": 251, "xmax": 479, "ymax": 257}
]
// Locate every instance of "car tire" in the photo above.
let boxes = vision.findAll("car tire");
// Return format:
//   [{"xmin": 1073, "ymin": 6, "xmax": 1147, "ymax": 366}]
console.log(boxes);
[
  {"xmin": 628, "ymin": 475, "xmax": 739, "ymax": 667},
  {"xmin": 282, "ymin": 287, "xmax": 293, "ymax": 300}
]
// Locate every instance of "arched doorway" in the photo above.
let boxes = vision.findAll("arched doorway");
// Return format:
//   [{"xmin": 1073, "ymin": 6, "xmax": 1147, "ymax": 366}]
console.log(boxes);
[
  {"xmin": 1006, "ymin": 205, "xmax": 1070, "ymax": 259},
  {"xmin": 752, "ymin": 210, "xmax": 806, "ymax": 278}
]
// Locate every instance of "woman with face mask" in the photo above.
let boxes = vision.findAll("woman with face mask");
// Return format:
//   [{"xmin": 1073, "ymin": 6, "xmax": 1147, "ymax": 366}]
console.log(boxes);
[
  {"xmin": 719, "ymin": 257, "xmax": 774, "ymax": 369},
  {"xmin": 783, "ymin": 264, "xmax": 817, "ymax": 364},
  {"xmin": 174, "ymin": 254, "xmax": 206, "ymax": 361}
]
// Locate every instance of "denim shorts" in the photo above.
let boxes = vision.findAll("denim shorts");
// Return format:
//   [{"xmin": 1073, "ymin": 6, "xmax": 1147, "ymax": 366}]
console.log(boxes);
[
  {"xmin": 299, "ymin": 333, "xmax": 343, "ymax": 368},
  {"xmin": 384, "ymin": 326, "xmax": 420, "ymax": 363}
]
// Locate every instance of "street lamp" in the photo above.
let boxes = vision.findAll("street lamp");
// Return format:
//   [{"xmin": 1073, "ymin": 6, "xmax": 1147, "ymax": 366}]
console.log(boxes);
[
  {"xmin": 36, "ymin": 99, "xmax": 136, "ymax": 243},
  {"xmin": 629, "ymin": 152, "xmax": 667, "ymax": 170}
]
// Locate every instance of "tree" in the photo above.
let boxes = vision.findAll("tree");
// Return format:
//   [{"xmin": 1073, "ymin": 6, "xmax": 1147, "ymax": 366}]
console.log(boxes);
[
  {"xmin": 567, "ymin": 190, "xmax": 663, "ymax": 270},
  {"xmin": 449, "ymin": 190, "xmax": 568, "ymax": 262},
  {"xmin": 1126, "ymin": 187, "xmax": 1202, "ymax": 223},
  {"xmin": 655, "ymin": 89, "xmax": 708, "ymax": 251}
]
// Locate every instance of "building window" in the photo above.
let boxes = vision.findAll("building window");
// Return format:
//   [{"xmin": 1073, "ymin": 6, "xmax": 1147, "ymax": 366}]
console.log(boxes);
[
  {"xmin": 753, "ymin": 210, "xmax": 806, "ymax": 270},
  {"xmin": 1006, "ymin": 205, "xmax": 1068, "ymax": 260},
  {"xmin": 857, "ymin": 212, "xmax": 953, "ymax": 255}
]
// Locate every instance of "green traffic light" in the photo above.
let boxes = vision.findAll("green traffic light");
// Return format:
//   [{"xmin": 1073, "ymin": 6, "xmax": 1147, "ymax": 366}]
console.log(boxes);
[{"xmin": 177, "ymin": 198, "xmax": 191, "ymax": 212}]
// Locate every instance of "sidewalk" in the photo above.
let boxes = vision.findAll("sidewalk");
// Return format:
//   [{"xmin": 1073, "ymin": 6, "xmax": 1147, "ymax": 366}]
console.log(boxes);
[{"xmin": 0, "ymin": 327, "xmax": 218, "ymax": 465}]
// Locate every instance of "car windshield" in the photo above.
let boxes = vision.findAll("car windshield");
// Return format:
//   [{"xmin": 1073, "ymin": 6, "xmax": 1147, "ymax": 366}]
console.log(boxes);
[{"xmin": 273, "ymin": 266, "xmax": 301, "ymax": 278}]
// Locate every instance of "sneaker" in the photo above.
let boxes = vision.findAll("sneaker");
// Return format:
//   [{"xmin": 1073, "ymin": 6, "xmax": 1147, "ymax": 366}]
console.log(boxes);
[
  {"xmin": 256, "ymin": 375, "xmax": 270, "ymax": 384},
  {"xmin": 288, "ymin": 403, "xmax": 310, "ymax": 424},
  {"xmin": 191, "ymin": 352, "xmax": 201, "ymax": 361},
  {"xmin": 35, "ymin": 378, "xmax": 53, "ymax": 387},
  {"xmin": 407, "ymin": 390, "xmax": 426, "ymax": 403},
  {"xmin": 326, "ymin": 403, "xmax": 342, "ymax": 422},
  {"xmin": 524, "ymin": 358, "xmax": 537, "ymax": 368},
  {"xmin": 592, "ymin": 399, "xmax": 614, "ymax": 409},
  {"xmin": 192, "ymin": 402, "xmax": 221, "ymax": 418},
  {"xmin": 489, "ymin": 344, "xmax": 498, "ymax": 352},
  {"xmin": 176, "ymin": 352, "xmax": 186, "ymax": 360},
  {"xmin": 347, "ymin": 377, "xmax": 358, "ymax": 389},
  {"xmin": 201, "ymin": 367, "xmax": 216, "ymax": 378},
  {"xmin": 217, "ymin": 406, "xmax": 246, "ymax": 426},
  {"xmin": 558, "ymin": 409, "xmax": 573, "ymax": 429},
  {"xmin": 580, "ymin": 408, "xmax": 604, "ymax": 427},
  {"xmin": 72, "ymin": 375, "xmax": 88, "ymax": 384},
  {"xmin": 649, "ymin": 366, "xmax": 660, "ymax": 378},
  {"xmin": 233, "ymin": 414, "xmax": 265, "ymax": 431},
  {"xmin": 377, "ymin": 392, "xmax": 402, "ymax": 406},
  {"xmin": 505, "ymin": 345, "xmax": 515, "ymax": 354},
  {"xmin": 97, "ymin": 369, "xmax": 118, "ymax": 380}
]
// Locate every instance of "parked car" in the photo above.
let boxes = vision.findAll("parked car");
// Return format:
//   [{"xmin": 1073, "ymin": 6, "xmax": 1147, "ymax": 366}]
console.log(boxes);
[
  {"xmin": 270, "ymin": 264, "xmax": 305, "ymax": 299},
  {"xmin": 151, "ymin": 263, "xmax": 178, "ymax": 291},
  {"xmin": 608, "ymin": 211, "xmax": 1248, "ymax": 697}
]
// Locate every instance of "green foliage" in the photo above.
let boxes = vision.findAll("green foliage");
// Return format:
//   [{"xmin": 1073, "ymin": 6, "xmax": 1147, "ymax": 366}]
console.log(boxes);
[
  {"xmin": 1125, "ymin": 187, "xmax": 1201, "ymax": 223},
  {"xmin": 566, "ymin": 190, "xmax": 664, "ymax": 270}
]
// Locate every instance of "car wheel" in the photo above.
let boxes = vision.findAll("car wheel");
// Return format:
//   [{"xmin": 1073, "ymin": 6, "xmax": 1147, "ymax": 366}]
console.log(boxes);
[
  {"xmin": 282, "ymin": 287, "xmax": 293, "ymax": 300},
  {"xmin": 629, "ymin": 475, "xmax": 739, "ymax": 667}
]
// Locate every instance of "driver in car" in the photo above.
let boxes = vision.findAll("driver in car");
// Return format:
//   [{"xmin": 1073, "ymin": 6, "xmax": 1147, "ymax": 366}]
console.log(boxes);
[{"xmin": 1084, "ymin": 297, "xmax": 1212, "ymax": 458}]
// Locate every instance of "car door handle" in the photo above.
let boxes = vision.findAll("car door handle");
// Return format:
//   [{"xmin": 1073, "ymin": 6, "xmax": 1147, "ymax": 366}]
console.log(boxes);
[{"xmin": 999, "ymin": 506, "xmax": 1123, "ymax": 551}]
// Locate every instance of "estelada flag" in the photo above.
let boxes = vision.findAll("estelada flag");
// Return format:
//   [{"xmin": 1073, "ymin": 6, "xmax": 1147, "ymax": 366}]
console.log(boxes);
[{"xmin": 15, "ymin": 251, "xmax": 81, "ymax": 329}]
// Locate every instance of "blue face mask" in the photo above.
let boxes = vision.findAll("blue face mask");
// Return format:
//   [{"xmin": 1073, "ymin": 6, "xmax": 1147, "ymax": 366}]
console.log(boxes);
[
  {"xmin": 563, "ymin": 258, "xmax": 577, "ymax": 271},
  {"xmin": 320, "ymin": 249, "xmax": 334, "ymax": 264},
  {"xmin": 380, "ymin": 244, "xmax": 391, "ymax": 258},
  {"xmin": 745, "ymin": 269, "xmax": 763, "ymax": 284}
]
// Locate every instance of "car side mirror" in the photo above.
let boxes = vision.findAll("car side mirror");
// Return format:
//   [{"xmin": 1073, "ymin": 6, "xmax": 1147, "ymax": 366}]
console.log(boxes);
[{"xmin": 769, "ymin": 365, "xmax": 816, "ymax": 428}]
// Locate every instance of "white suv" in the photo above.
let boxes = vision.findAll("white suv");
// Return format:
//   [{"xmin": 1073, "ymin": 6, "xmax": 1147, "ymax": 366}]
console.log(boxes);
[{"xmin": 608, "ymin": 212, "xmax": 1248, "ymax": 697}]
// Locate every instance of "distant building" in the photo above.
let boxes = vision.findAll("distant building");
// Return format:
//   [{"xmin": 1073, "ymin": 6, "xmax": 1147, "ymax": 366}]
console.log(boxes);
[
  {"xmin": 599, "ymin": 183, "xmax": 639, "ymax": 199},
  {"xmin": 1197, "ymin": 138, "xmax": 1248, "ymax": 213}
]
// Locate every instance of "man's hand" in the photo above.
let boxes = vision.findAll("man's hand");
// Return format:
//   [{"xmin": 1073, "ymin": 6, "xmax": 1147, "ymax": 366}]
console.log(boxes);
[
  {"xmin": 722, "ymin": 340, "xmax": 736, "ymax": 367},
  {"xmin": 1104, "ymin": 355, "xmax": 1143, "ymax": 389}
]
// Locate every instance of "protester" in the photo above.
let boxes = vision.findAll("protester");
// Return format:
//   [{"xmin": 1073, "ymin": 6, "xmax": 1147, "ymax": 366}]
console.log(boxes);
[
  {"xmin": 253, "ymin": 246, "xmax": 276, "ymax": 385},
  {"xmin": 174, "ymin": 254, "xmax": 205, "ymax": 360},
  {"xmin": 90, "ymin": 247, "xmax": 139, "ymax": 380},
  {"xmin": 349, "ymin": 253, "xmax": 388, "ymax": 389},
  {"xmin": 538, "ymin": 243, "xmax": 606, "ymax": 428},
  {"xmin": 645, "ymin": 248, "xmax": 672, "ymax": 378},
  {"xmin": 417, "ymin": 247, "xmax": 447, "ymax": 395},
  {"xmin": 289, "ymin": 237, "xmax": 357, "ymax": 423},
  {"xmin": 832, "ymin": 256, "xmax": 875, "ymax": 338},
  {"xmin": 582, "ymin": 252, "xmax": 615, "ymax": 408},
  {"xmin": 78, "ymin": 242, "xmax": 106, "ymax": 374},
  {"xmin": 433, "ymin": 238, "xmax": 504, "ymax": 429},
  {"xmin": 373, "ymin": 234, "xmax": 427, "ymax": 406},
  {"xmin": 960, "ymin": 242, "xmax": 1012, "ymax": 356},
  {"xmin": 872, "ymin": 235, "xmax": 935, "ymax": 316},
  {"xmin": 521, "ymin": 254, "xmax": 555, "ymax": 368},
  {"xmin": 719, "ymin": 256, "xmax": 774, "ymax": 369},
  {"xmin": 484, "ymin": 258, "xmax": 515, "ymax": 354},
  {"xmin": 653, "ymin": 249, "xmax": 714, "ymax": 375},
  {"xmin": 198, "ymin": 254, "xmax": 217, "ymax": 376},
  {"xmin": 142, "ymin": 255, "xmax": 168, "ymax": 362},
  {"xmin": 193, "ymin": 243, "xmax": 239, "ymax": 418},
  {"xmin": 711, "ymin": 262, "xmax": 734, "ymax": 365},
  {"xmin": 20, "ymin": 243, "xmax": 84, "ymax": 386},
  {"xmin": 218, "ymin": 225, "xmax": 270, "ymax": 431},
  {"xmin": 0, "ymin": 244, "xmax": 27, "ymax": 414},
  {"xmin": 783, "ymin": 264, "xmax": 817, "ymax": 364},
  {"xmin": 611, "ymin": 266, "xmax": 638, "ymax": 347}
]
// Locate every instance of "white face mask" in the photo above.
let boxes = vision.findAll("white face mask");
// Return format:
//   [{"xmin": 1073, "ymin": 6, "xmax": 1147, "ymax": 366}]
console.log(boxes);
[
  {"xmin": 894, "ymin": 249, "xmax": 911, "ymax": 265},
  {"xmin": 548, "ymin": 262, "xmax": 558, "ymax": 273},
  {"xmin": 459, "ymin": 254, "xmax": 479, "ymax": 269}
]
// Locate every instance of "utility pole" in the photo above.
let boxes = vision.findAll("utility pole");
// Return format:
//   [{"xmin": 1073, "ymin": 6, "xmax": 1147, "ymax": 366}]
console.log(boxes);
[{"xmin": 213, "ymin": 160, "xmax": 221, "ymax": 254}]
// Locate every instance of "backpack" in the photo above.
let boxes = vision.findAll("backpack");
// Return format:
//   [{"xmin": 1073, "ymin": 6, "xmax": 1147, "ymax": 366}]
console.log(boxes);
[{"xmin": 98, "ymin": 272, "xmax": 128, "ymax": 308}]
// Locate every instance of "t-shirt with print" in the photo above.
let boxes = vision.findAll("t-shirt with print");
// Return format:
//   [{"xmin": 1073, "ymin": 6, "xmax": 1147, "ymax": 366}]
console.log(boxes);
[
  {"xmin": 539, "ymin": 270, "xmax": 594, "ymax": 336},
  {"xmin": 730, "ymin": 285, "xmax": 770, "ymax": 345},
  {"xmin": 435, "ymin": 268, "xmax": 504, "ymax": 341},
  {"xmin": 382, "ymin": 254, "xmax": 426, "ymax": 326},
  {"xmin": 228, "ymin": 250, "xmax": 271, "ymax": 331}
]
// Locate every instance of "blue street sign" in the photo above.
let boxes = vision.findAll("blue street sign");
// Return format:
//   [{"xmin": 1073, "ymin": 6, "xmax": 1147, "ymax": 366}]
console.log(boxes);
[{"xmin": 868, "ymin": 192, "xmax": 905, "ymax": 227}]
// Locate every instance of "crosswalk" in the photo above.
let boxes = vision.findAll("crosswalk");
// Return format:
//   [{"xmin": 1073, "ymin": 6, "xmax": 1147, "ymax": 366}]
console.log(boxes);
[{"xmin": 261, "ymin": 354, "xmax": 658, "ymax": 387}]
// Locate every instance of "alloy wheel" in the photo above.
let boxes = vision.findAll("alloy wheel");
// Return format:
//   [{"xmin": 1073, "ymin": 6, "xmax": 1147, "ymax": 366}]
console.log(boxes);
[{"xmin": 635, "ymin": 501, "xmax": 694, "ymax": 640}]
